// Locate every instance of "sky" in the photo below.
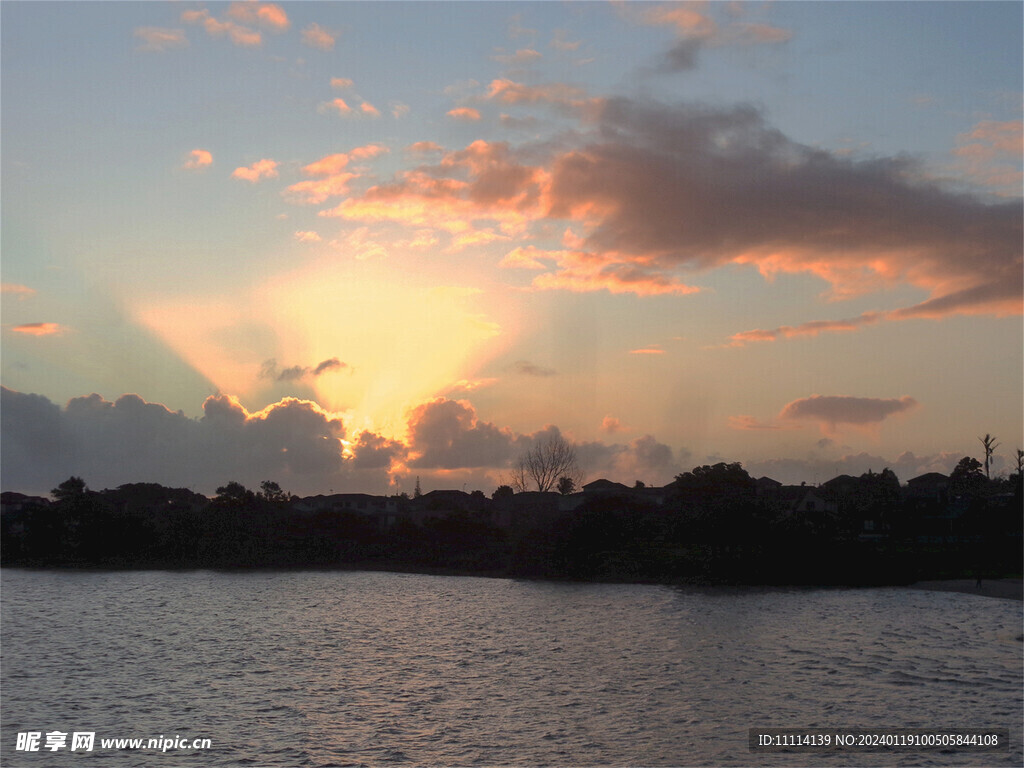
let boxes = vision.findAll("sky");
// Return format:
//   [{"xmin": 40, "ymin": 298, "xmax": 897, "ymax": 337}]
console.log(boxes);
[{"xmin": 2, "ymin": 1, "xmax": 1022, "ymax": 498}]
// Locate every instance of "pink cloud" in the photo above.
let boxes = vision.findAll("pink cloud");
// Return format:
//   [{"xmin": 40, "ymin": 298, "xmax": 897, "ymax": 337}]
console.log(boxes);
[
  {"xmin": 318, "ymin": 98, "xmax": 352, "ymax": 115},
  {"xmin": 601, "ymin": 415, "xmax": 626, "ymax": 434},
  {"xmin": 231, "ymin": 159, "xmax": 279, "ymax": 182},
  {"xmin": 226, "ymin": 2, "xmax": 289, "ymax": 32},
  {"xmin": 360, "ymin": 101, "xmax": 381, "ymax": 117},
  {"xmin": 181, "ymin": 8, "xmax": 262, "ymax": 47},
  {"xmin": 302, "ymin": 23, "xmax": 336, "ymax": 51},
  {"xmin": 183, "ymin": 149, "xmax": 213, "ymax": 170},
  {"xmin": 330, "ymin": 77, "xmax": 354, "ymax": 90},
  {"xmin": 629, "ymin": 347, "xmax": 664, "ymax": 355},
  {"xmin": 447, "ymin": 107, "xmax": 481, "ymax": 121}
]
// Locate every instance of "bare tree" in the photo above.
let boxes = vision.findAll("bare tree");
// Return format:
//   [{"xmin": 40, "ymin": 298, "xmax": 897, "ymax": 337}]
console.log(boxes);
[
  {"xmin": 511, "ymin": 434, "xmax": 584, "ymax": 493},
  {"xmin": 979, "ymin": 433, "xmax": 999, "ymax": 479}
]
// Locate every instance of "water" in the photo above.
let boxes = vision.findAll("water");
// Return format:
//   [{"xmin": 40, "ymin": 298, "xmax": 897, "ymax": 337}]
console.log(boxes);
[{"xmin": 1, "ymin": 569, "xmax": 1020, "ymax": 767}]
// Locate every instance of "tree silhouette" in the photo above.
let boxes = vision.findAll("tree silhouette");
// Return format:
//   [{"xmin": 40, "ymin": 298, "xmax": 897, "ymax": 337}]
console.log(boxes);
[
  {"xmin": 511, "ymin": 434, "xmax": 583, "ymax": 492},
  {"xmin": 979, "ymin": 434, "xmax": 999, "ymax": 479},
  {"xmin": 950, "ymin": 456, "xmax": 986, "ymax": 498},
  {"xmin": 258, "ymin": 480, "xmax": 290, "ymax": 505},
  {"xmin": 557, "ymin": 476, "xmax": 577, "ymax": 495},
  {"xmin": 492, "ymin": 484, "xmax": 514, "ymax": 501},
  {"xmin": 1016, "ymin": 449, "xmax": 1024, "ymax": 477},
  {"xmin": 52, "ymin": 476, "xmax": 87, "ymax": 502}
]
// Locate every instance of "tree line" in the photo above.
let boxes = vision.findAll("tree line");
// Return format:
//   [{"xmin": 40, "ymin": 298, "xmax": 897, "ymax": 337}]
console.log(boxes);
[{"xmin": 2, "ymin": 455, "xmax": 1019, "ymax": 585}]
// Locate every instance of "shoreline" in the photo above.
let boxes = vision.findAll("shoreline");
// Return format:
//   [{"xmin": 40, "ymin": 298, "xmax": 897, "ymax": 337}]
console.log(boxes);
[{"xmin": 908, "ymin": 578, "xmax": 1023, "ymax": 601}]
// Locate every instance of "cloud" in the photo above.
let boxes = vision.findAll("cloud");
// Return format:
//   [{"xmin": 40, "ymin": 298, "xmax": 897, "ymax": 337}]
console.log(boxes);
[
  {"xmin": 1, "ymin": 388, "xmax": 350, "ymax": 495},
  {"xmin": 183, "ymin": 149, "xmax": 213, "ymax": 170},
  {"xmin": 134, "ymin": 27, "xmax": 188, "ymax": 52},
  {"xmin": 181, "ymin": 8, "xmax": 262, "ymax": 47},
  {"xmin": 952, "ymin": 120, "xmax": 1023, "ymax": 194},
  {"xmin": 317, "ymin": 98, "xmax": 352, "ymax": 116},
  {"xmin": 512, "ymin": 360, "xmax": 556, "ymax": 377},
  {"xmin": 324, "ymin": 92, "xmax": 1020, "ymax": 309},
  {"xmin": 601, "ymin": 416, "xmax": 626, "ymax": 434},
  {"xmin": 639, "ymin": 3, "xmax": 790, "ymax": 71},
  {"xmin": 2, "ymin": 284, "xmax": 36, "ymax": 299},
  {"xmin": 407, "ymin": 141, "xmax": 444, "ymax": 155},
  {"xmin": 360, "ymin": 101, "xmax": 381, "ymax": 117},
  {"xmin": 285, "ymin": 174, "xmax": 356, "ymax": 204},
  {"xmin": 576, "ymin": 434, "xmax": 680, "ymax": 486},
  {"xmin": 260, "ymin": 358, "xmax": 347, "ymax": 382},
  {"xmin": 629, "ymin": 347, "xmax": 664, "ymax": 355},
  {"xmin": 226, "ymin": 2, "xmax": 289, "ymax": 32},
  {"xmin": 543, "ymin": 96, "xmax": 1021, "ymax": 316},
  {"xmin": 350, "ymin": 430, "xmax": 407, "ymax": 471},
  {"xmin": 331, "ymin": 77, "xmax": 354, "ymax": 89},
  {"xmin": 492, "ymin": 48, "xmax": 543, "ymax": 65},
  {"xmin": 551, "ymin": 30, "xmax": 581, "ymax": 51},
  {"xmin": 727, "ymin": 414, "xmax": 798, "ymax": 431},
  {"xmin": 447, "ymin": 107, "xmax": 481, "ymax": 121},
  {"xmin": 294, "ymin": 230, "xmax": 322, "ymax": 243},
  {"xmin": 729, "ymin": 312, "xmax": 884, "ymax": 345},
  {"xmin": 779, "ymin": 395, "xmax": 918, "ymax": 433},
  {"xmin": 406, "ymin": 398, "xmax": 517, "ymax": 469},
  {"xmin": 10, "ymin": 322, "xmax": 64, "ymax": 336},
  {"xmin": 391, "ymin": 103, "xmax": 411, "ymax": 119},
  {"xmin": 500, "ymin": 246, "xmax": 549, "ymax": 269},
  {"xmin": 302, "ymin": 23, "xmax": 336, "ymax": 51},
  {"xmin": 231, "ymin": 159, "xmax": 278, "ymax": 182}
]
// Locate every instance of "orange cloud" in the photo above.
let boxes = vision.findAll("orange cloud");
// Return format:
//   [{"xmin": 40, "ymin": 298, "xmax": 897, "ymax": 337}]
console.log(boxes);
[
  {"xmin": 181, "ymin": 8, "xmax": 262, "ymax": 47},
  {"xmin": 730, "ymin": 312, "xmax": 884, "ymax": 345},
  {"xmin": 350, "ymin": 144, "xmax": 388, "ymax": 161},
  {"xmin": 11, "ymin": 322, "xmax": 64, "ymax": 336},
  {"xmin": 2, "ymin": 284, "xmax": 36, "ymax": 299},
  {"xmin": 302, "ymin": 23, "xmax": 336, "ymax": 50},
  {"xmin": 134, "ymin": 27, "xmax": 188, "ymax": 52},
  {"xmin": 318, "ymin": 98, "xmax": 352, "ymax": 115},
  {"xmin": 360, "ymin": 101, "xmax": 381, "ymax": 117},
  {"xmin": 226, "ymin": 2, "xmax": 289, "ymax": 32},
  {"xmin": 531, "ymin": 257, "xmax": 700, "ymax": 296},
  {"xmin": 500, "ymin": 246, "xmax": 550, "ymax": 270},
  {"xmin": 601, "ymin": 416, "xmax": 625, "ymax": 434},
  {"xmin": 629, "ymin": 347, "xmax": 665, "ymax": 355},
  {"xmin": 953, "ymin": 120, "xmax": 1023, "ymax": 194},
  {"xmin": 231, "ymin": 159, "xmax": 278, "ymax": 182},
  {"xmin": 183, "ymin": 149, "xmax": 213, "ymax": 170},
  {"xmin": 294, "ymin": 231, "xmax": 322, "ymax": 243},
  {"xmin": 330, "ymin": 77, "xmax": 354, "ymax": 89},
  {"xmin": 447, "ymin": 107, "xmax": 481, "ymax": 121},
  {"xmin": 644, "ymin": 5, "xmax": 717, "ymax": 38}
]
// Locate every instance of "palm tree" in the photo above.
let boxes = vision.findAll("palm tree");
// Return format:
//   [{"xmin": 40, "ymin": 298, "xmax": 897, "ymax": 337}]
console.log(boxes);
[{"xmin": 978, "ymin": 434, "xmax": 999, "ymax": 479}]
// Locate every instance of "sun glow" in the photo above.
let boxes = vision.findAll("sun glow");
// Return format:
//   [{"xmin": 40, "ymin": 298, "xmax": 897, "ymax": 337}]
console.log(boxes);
[{"xmin": 133, "ymin": 257, "xmax": 512, "ymax": 440}]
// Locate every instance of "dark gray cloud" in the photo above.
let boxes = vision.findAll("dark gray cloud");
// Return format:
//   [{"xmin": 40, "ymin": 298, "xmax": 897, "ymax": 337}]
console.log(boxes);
[
  {"xmin": 779, "ymin": 395, "xmax": 918, "ymax": 428},
  {"xmin": 512, "ymin": 360, "xmax": 557, "ymax": 377},
  {"xmin": 545, "ymin": 96, "xmax": 1021, "ymax": 319},
  {"xmin": 260, "ymin": 357, "xmax": 347, "ymax": 382}
]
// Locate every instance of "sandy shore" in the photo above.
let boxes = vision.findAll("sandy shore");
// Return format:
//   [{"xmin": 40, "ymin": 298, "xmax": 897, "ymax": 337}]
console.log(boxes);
[{"xmin": 909, "ymin": 578, "xmax": 1023, "ymax": 601}]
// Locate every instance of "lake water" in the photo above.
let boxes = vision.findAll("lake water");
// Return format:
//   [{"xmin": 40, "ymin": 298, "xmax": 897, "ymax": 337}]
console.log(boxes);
[{"xmin": 1, "ymin": 569, "xmax": 1020, "ymax": 767}]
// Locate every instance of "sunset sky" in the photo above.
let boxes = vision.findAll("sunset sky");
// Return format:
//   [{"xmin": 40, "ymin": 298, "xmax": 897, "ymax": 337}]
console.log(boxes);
[{"xmin": 3, "ymin": 1, "xmax": 1022, "ymax": 497}]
